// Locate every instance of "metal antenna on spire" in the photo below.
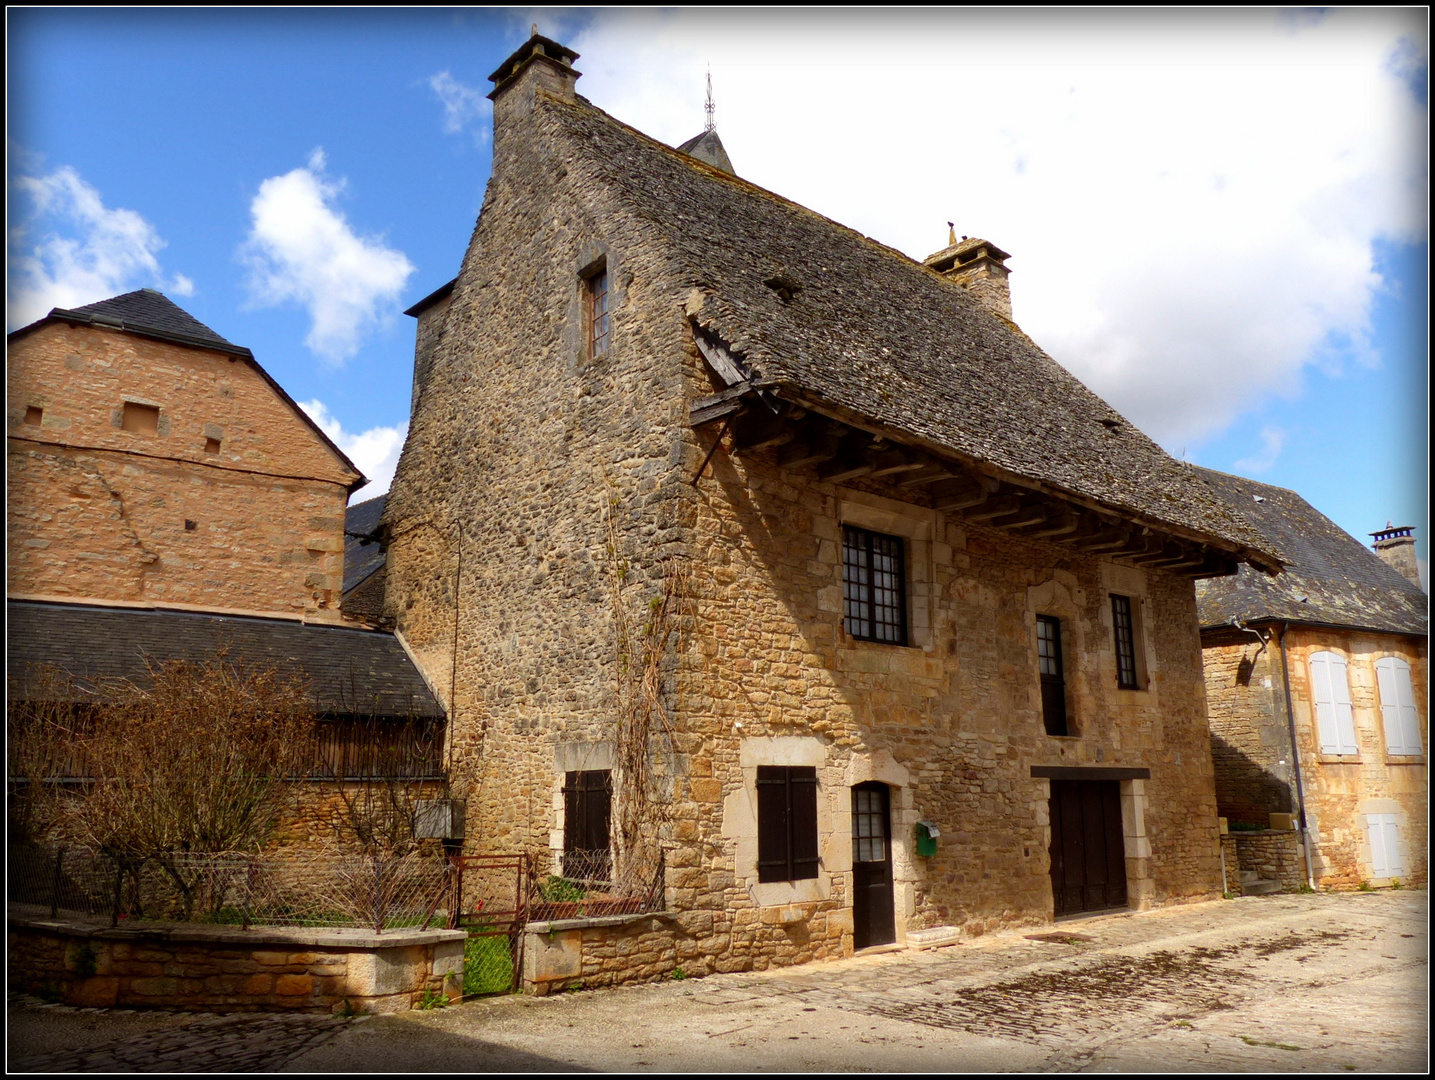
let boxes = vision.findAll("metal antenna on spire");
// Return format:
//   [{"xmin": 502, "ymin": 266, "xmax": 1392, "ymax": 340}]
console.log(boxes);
[{"xmin": 705, "ymin": 67, "xmax": 716, "ymax": 133}]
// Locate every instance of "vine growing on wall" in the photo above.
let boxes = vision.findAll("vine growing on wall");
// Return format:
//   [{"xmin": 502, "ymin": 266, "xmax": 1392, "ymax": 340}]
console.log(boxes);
[{"xmin": 600, "ymin": 471, "xmax": 688, "ymax": 893}]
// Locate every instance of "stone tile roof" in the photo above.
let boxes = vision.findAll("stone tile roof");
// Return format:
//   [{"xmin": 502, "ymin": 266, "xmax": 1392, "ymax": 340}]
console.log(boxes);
[
  {"xmin": 64, "ymin": 289, "xmax": 241, "ymax": 352},
  {"xmin": 545, "ymin": 95, "xmax": 1277, "ymax": 566},
  {"xmin": 344, "ymin": 494, "xmax": 388, "ymax": 594},
  {"xmin": 676, "ymin": 129, "xmax": 735, "ymax": 174},
  {"xmin": 1192, "ymin": 468, "xmax": 1427, "ymax": 636},
  {"xmin": 6, "ymin": 600, "xmax": 443, "ymax": 718}
]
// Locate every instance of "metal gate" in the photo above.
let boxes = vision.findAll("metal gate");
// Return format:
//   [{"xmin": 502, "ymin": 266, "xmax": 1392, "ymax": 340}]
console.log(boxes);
[{"xmin": 447, "ymin": 855, "xmax": 528, "ymax": 996}]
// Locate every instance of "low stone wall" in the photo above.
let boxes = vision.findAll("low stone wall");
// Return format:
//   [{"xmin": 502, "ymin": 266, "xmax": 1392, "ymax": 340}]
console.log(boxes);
[
  {"xmin": 1219, "ymin": 835, "xmax": 1242, "ymax": 896},
  {"xmin": 7, "ymin": 906, "xmax": 464, "ymax": 1013},
  {"xmin": 522, "ymin": 912, "xmax": 683, "ymax": 995},
  {"xmin": 1232, "ymin": 830, "xmax": 1306, "ymax": 892}
]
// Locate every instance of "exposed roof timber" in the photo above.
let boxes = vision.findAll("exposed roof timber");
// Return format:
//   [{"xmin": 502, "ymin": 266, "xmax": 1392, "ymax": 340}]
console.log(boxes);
[{"xmin": 686, "ymin": 382, "xmax": 1280, "ymax": 575}]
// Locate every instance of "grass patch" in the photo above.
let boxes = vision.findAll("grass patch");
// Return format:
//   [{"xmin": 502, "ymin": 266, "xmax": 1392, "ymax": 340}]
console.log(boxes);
[
  {"xmin": 464, "ymin": 933, "xmax": 515, "ymax": 996},
  {"xmin": 1240, "ymin": 1035, "xmax": 1302, "ymax": 1051}
]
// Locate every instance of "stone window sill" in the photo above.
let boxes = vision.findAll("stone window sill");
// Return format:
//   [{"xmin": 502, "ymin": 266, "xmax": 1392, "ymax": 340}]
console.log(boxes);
[
  {"xmin": 1385, "ymin": 755, "xmax": 1426, "ymax": 765},
  {"xmin": 1315, "ymin": 755, "xmax": 1361, "ymax": 765}
]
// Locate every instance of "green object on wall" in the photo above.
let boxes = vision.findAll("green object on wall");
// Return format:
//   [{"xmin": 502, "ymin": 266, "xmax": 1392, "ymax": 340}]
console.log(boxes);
[{"xmin": 915, "ymin": 820, "xmax": 939, "ymax": 857}]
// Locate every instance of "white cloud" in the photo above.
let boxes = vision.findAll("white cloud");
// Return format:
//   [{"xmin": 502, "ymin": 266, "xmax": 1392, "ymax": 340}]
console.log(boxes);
[
  {"xmin": 429, "ymin": 71, "xmax": 490, "ymax": 144},
  {"xmin": 1234, "ymin": 426, "xmax": 1286, "ymax": 474},
  {"xmin": 299, "ymin": 399, "xmax": 407, "ymax": 497},
  {"xmin": 242, "ymin": 149, "xmax": 414, "ymax": 364},
  {"xmin": 7, "ymin": 164, "xmax": 191, "ymax": 329},
  {"xmin": 570, "ymin": 9, "xmax": 1427, "ymax": 448}
]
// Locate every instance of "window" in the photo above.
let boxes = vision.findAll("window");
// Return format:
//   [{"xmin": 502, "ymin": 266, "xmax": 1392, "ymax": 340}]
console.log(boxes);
[
  {"xmin": 1366, "ymin": 814, "xmax": 1404, "ymax": 879},
  {"xmin": 1111, "ymin": 595, "xmax": 1140, "ymax": 689},
  {"xmin": 1375, "ymin": 656, "xmax": 1422, "ymax": 756},
  {"xmin": 122, "ymin": 402, "xmax": 160, "ymax": 435},
  {"xmin": 1309, "ymin": 651, "xmax": 1358, "ymax": 755},
  {"xmin": 1037, "ymin": 615, "xmax": 1069, "ymax": 736},
  {"xmin": 843, "ymin": 526, "xmax": 907, "ymax": 645},
  {"xmin": 24, "ymin": 406, "xmax": 43, "ymax": 426},
  {"xmin": 204, "ymin": 437, "xmax": 222, "ymax": 454},
  {"xmin": 587, "ymin": 269, "xmax": 611, "ymax": 357},
  {"xmin": 756, "ymin": 765, "xmax": 819, "ymax": 883},
  {"xmin": 563, "ymin": 769, "xmax": 611, "ymax": 881}
]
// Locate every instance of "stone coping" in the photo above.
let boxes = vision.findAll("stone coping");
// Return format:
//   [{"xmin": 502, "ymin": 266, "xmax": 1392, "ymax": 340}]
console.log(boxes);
[
  {"xmin": 1229, "ymin": 829, "xmax": 1300, "ymax": 837},
  {"xmin": 524, "ymin": 910, "xmax": 674, "ymax": 934},
  {"xmin": 8, "ymin": 904, "xmax": 465, "ymax": 949}
]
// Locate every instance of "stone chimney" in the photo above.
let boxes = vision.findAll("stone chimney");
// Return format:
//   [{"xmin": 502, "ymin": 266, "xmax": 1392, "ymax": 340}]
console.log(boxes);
[
  {"xmin": 924, "ymin": 235, "xmax": 1013, "ymax": 321},
  {"xmin": 487, "ymin": 32, "xmax": 581, "ymax": 139},
  {"xmin": 1370, "ymin": 523, "xmax": 1422, "ymax": 587}
]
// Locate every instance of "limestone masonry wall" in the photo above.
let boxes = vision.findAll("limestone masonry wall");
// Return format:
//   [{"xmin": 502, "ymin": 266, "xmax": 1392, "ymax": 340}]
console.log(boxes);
[
  {"xmin": 7, "ymin": 912, "xmax": 463, "ymax": 1013},
  {"xmin": 7, "ymin": 322, "xmax": 358, "ymax": 618}
]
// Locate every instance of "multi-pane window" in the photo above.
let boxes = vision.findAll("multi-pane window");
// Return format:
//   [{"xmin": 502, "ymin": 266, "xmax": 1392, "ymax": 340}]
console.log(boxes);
[
  {"xmin": 1375, "ymin": 656, "xmax": 1422, "ymax": 756},
  {"xmin": 1309, "ymin": 652, "xmax": 1358, "ymax": 755},
  {"xmin": 756, "ymin": 765, "xmax": 819, "ymax": 883},
  {"xmin": 563, "ymin": 769, "xmax": 612, "ymax": 881},
  {"xmin": 1111, "ymin": 595, "xmax": 1139, "ymax": 689},
  {"xmin": 852, "ymin": 786, "xmax": 888, "ymax": 863},
  {"xmin": 843, "ymin": 526, "xmax": 907, "ymax": 645},
  {"xmin": 1037, "ymin": 615, "xmax": 1069, "ymax": 736},
  {"xmin": 587, "ymin": 270, "xmax": 611, "ymax": 357}
]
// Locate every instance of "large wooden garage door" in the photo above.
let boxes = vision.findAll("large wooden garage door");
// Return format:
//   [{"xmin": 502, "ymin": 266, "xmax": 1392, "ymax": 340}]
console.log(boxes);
[{"xmin": 1049, "ymin": 779, "xmax": 1128, "ymax": 916}]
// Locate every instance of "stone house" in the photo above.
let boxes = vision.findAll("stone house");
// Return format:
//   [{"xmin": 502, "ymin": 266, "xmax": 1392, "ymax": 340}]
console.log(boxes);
[
  {"xmin": 1195, "ymin": 468, "xmax": 1427, "ymax": 889},
  {"xmin": 376, "ymin": 33, "xmax": 1284, "ymax": 977},
  {"xmin": 6, "ymin": 290, "xmax": 443, "ymax": 802}
]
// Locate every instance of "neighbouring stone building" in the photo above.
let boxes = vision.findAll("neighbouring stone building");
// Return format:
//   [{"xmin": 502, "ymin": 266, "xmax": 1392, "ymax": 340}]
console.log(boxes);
[
  {"xmin": 1195, "ymin": 468, "xmax": 1427, "ymax": 889},
  {"xmin": 375, "ymin": 33, "xmax": 1286, "ymax": 980},
  {"xmin": 6, "ymin": 290, "xmax": 444, "ymax": 814}
]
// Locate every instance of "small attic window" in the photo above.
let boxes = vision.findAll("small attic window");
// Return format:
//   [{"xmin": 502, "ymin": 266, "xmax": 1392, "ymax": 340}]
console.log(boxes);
[
  {"xmin": 122, "ymin": 402, "xmax": 160, "ymax": 435},
  {"xmin": 1252, "ymin": 494, "xmax": 1265, "ymax": 503},
  {"xmin": 1099, "ymin": 418, "xmax": 1121, "ymax": 432},
  {"xmin": 24, "ymin": 406, "xmax": 43, "ymax": 426},
  {"xmin": 205, "ymin": 437, "xmax": 222, "ymax": 454},
  {"xmin": 764, "ymin": 275, "xmax": 801, "ymax": 304}
]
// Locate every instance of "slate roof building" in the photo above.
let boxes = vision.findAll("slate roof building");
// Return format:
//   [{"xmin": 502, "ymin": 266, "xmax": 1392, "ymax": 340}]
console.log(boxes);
[
  {"xmin": 1195, "ymin": 468, "xmax": 1427, "ymax": 888},
  {"xmin": 6, "ymin": 290, "xmax": 443, "ymax": 792},
  {"xmin": 376, "ymin": 33, "xmax": 1286, "ymax": 987}
]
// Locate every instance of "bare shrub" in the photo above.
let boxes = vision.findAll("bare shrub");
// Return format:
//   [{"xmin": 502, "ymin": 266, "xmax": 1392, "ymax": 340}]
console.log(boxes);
[{"xmin": 6, "ymin": 665, "xmax": 90, "ymax": 845}]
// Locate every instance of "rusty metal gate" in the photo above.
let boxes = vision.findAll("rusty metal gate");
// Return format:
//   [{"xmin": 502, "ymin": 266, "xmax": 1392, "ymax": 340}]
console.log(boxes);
[{"xmin": 447, "ymin": 854, "xmax": 528, "ymax": 996}]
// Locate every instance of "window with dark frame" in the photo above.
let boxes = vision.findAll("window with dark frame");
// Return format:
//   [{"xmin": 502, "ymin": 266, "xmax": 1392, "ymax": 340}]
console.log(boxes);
[
  {"xmin": 756, "ymin": 765, "xmax": 819, "ymax": 883},
  {"xmin": 1036, "ymin": 615, "xmax": 1069, "ymax": 736},
  {"xmin": 587, "ymin": 269, "xmax": 611, "ymax": 357},
  {"xmin": 843, "ymin": 525, "xmax": 907, "ymax": 645},
  {"xmin": 563, "ymin": 769, "xmax": 612, "ymax": 881},
  {"xmin": 1111, "ymin": 594, "xmax": 1140, "ymax": 689}
]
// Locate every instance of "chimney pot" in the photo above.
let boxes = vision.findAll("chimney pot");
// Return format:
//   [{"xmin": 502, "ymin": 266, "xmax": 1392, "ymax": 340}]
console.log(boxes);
[{"xmin": 1370, "ymin": 524, "xmax": 1422, "ymax": 588}]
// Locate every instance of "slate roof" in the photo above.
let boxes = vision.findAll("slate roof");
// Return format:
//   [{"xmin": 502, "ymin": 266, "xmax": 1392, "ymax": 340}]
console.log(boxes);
[
  {"xmin": 676, "ymin": 129, "xmax": 735, "ymax": 175},
  {"xmin": 1192, "ymin": 468, "xmax": 1427, "ymax": 636},
  {"xmin": 6, "ymin": 601, "xmax": 443, "ymax": 719},
  {"xmin": 344, "ymin": 494, "xmax": 389, "ymax": 594},
  {"xmin": 62, "ymin": 289, "xmax": 243, "ymax": 353},
  {"xmin": 543, "ymin": 94, "xmax": 1277, "ymax": 567}
]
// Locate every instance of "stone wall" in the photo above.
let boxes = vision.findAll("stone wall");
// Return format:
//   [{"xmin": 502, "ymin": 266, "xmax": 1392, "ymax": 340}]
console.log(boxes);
[
  {"xmin": 1232, "ymin": 830, "xmax": 1306, "ymax": 892},
  {"xmin": 7, "ymin": 910, "xmax": 463, "ymax": 1013},
  {"xmin": 1202, "ymin": 636, "xmax": 1297, "ymax": 825},
  {"xmin": 380, "ymin": 54, "xmax": 1227, "ymax": 985},
  {"xmin": 7, "ymin": 321, "xmax": 358, "ymax": 619},
  {"xmin": 1283, "ymin": 627, "xmax": 1427, "ymax": 888}
]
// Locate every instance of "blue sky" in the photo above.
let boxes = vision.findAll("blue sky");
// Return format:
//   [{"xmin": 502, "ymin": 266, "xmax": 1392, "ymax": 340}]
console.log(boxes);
[{"xmin": 8, "ymin": 8, "xmax": 1428, "ymax": 579}]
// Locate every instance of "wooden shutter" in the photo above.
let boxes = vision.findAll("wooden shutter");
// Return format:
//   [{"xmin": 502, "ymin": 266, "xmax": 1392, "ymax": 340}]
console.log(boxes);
[
  {"xmin": 1309, "ymin": 652, "xmax": 1357, "ymax": 754},
  {"xmin": 1376, "ymin": 657, "xmax": 1422, "ymax": 756},
  {"xmin": 756, "ymin": 766, "xmax": 819, "ymax": 882},
  {"xmin": 564, "ymin": 770, "xmax": 611, "ymax": 854},
  {"xmin": 1366, "ymin": 814, "xmax": 1404, "ymax": 879}
]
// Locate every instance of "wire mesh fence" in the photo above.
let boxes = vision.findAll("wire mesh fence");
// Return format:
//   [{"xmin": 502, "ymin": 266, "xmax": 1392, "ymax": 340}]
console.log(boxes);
[
  {"xmin": 8, "ymin": 844, "xmax": 456, "ymax": 932},
  {"xmin": 527, "ymin": 847, "xmax": 665, "ymax": 922}
]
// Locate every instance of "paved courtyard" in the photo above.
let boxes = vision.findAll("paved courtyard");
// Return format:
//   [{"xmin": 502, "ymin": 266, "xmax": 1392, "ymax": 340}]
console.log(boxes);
[{"xmin": 8, "ymin": 890, "xmax": 1427, "ymax": 1073}]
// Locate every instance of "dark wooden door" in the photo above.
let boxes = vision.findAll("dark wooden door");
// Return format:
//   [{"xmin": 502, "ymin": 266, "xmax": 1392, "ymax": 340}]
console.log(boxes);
[
  {"xmin": 852, "ymin": 782, "xmax": 896, "ymax": 949},
  {"xmin": 1048, "ymin": 780, "xmax": 1127, "ymax": 916}
]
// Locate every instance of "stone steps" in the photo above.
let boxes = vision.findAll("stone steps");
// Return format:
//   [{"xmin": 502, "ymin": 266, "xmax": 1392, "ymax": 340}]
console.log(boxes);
[{"xmin": 1239, "ymin": 870, "xmax": 1282, "ymax": 895}]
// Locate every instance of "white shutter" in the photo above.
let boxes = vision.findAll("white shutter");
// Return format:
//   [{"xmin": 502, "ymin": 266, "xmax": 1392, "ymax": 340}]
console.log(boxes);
[
  {"xmin": 1376, "ymin": 657, "xmax": 1422, "ymax": 756},
  {"xmin": 1366, "ymin": 814, "xmax": 1404, "ymax": 879},
  {"xmin": 1309, "ymin": 652, "xmax": 1354, "ymax": 754}
]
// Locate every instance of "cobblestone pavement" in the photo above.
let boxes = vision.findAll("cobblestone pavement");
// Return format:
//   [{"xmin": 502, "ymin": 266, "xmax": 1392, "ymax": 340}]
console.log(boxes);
[
  {"xmin": 8, "ymin": 1006, "xmax": 357, "ymax": 1073},
  {"xmin": 8, "ymin": 891, "xmax": 1428, "ymax": 1073}
]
